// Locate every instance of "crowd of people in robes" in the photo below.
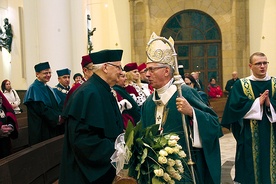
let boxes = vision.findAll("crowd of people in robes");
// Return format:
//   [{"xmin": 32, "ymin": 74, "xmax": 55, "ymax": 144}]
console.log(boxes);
[
  {"xmin": 58, "ymin": 32, "xmax": 222, "ymax": 184},
  {"xmin": 1, "ymin": 27, "xmax": 275, "ymax": 184}
]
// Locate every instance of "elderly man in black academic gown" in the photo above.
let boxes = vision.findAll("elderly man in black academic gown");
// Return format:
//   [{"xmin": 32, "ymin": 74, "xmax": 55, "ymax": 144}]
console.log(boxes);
[{"xmin": 59, "ymin": 50, "xmax": 124, "ymax": 184}]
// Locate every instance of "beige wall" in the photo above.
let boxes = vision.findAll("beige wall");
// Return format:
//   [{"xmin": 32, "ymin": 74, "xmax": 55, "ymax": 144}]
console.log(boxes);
[
  {"xmin": 0, "ymin": 0, "xmax": 25, "ymax": 90},
  {"xmin": 130, "ymin": 0, "xmax": 250, "ymax": 88},
  {"xmin": 249, "ymin": 0, "xmax": 276, "ymax": 77},
  {"xmin": 88, "ymin": 0, "xmax": 131, "ymax": 66},
  {"xmin": 1, "ymin": 0, "xmax": 276, "ymax": 90}
]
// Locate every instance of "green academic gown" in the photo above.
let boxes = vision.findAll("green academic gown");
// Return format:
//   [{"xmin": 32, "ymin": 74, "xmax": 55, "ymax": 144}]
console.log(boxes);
[
  {"xmin": 59, "ymin": 74, "xmax": 124, "ymax": 184},
  {"xmin": 141, "ymin": 84, "xmax": 222, "ymax": 184},
  {"xmin": 221, "ymin": 78, "xmax": 276, "ymax": 184},
  {"xmin": 23, "ymin": 79, "xmax": 61, "ymax": 146}
]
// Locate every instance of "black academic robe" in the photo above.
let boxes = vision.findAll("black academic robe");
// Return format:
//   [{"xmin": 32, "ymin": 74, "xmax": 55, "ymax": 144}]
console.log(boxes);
[
  {"xmin": 221, "ymin": 78, "xmax": 276, "ymax": 184},
  {"xmin": 225, "ymin": 78, "xmax": 239, "ymax": 92},
  {"xmin": 59, "ymin": 74, "xmax": 124, "ymax": 184},
  {"xmin": 23, "ymin": 79, "xmax": 61, "ymax": 146},
  {"xmin": 141, "ymin": 85, "xmax": 222, "ymax": 184}
]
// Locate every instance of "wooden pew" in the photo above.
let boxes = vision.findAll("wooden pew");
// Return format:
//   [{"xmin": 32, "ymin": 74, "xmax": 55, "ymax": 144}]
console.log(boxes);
[
  {"xmin": 16, "ymin": 90, "xmax": 27, "ymax": 113},
  {"xmin": 209, "ymin": 97, "xmax": 229, "ymax": 134},
  {"xmin": 11, "ymin": 113, "xmax": 29, "ymax": 153},
  {"xmin": 209, "ymin": 98, "xmax": 227, "ymax": 118},
  {"xmin": 0, "ymin": 135, "xmax": 64, "ymax": 184}
]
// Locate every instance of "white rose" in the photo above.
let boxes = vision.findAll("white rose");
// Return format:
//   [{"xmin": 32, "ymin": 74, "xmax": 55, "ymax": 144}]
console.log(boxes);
[
  {"xmin": 167, "ymin": 158, "xmax": 175, "ymax": 167},
  {"xmin": 172, "ymin": 147, "xmax": 180, "ymax": 153},
  {"xmin": 165, "ymin": 146, "xmax": 174, "ymax": 154},
  {"xmin": 178, "ymin": 150, "xmax": 187, "ymax": 158},
  {"xmin": 177, "ymin": 166, "xmax": 184, "ymax": 173},
  {"xmin": 175, "ymin": 159, "xmax": 182, "ymax": 167},
  {"xmin": 168, "ymin": 140, "xmax": 177, "ymax": 147},
  {"xmin": 154, "ymin": 168, "xmax": 164, "ymax": 177},
  {"xmin": 166, "ymin": 166, "xmax": 176, "ymax": 174},
  {"xmin": 163, "ymin": 172, "xmax": 172, "ymax": 182},
  {"xmin": 158, "ymin": 156, "xmax": 167, "ymax": 164},
  {"xmin": 169, "ymin": 135, "xmax": 180, "ymax": 141},
  {"xmin": 175, "ymin": 144, "xmax": 182, "ymax": 149},
  {"xmin": 159, "ymin": 149, "xmax": 168, "ymax": 157},
  {"xmin": 171, "ymin": 172, "xmax": 182, "ymax": 181}
]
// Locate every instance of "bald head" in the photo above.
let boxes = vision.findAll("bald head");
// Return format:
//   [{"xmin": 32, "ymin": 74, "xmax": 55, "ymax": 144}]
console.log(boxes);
[{"xmin": 232, "ymin": 71, "xmax": 238, "ymax": 79}]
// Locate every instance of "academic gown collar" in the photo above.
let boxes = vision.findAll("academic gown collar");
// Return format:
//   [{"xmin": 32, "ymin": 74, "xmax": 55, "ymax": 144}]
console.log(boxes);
[
  {"xmin": 24, "ymin": 79, "xmax": 61, "ymax": 106},
  {"xmin": 91, "ymin": 73, "xmax": 112, "ymax": 92}
]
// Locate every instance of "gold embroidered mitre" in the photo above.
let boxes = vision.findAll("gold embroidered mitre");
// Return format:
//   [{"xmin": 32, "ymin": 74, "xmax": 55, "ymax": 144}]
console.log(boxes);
[{"xmin": 146, "ymin": 32, "xmax": 175, "ymax": 66}]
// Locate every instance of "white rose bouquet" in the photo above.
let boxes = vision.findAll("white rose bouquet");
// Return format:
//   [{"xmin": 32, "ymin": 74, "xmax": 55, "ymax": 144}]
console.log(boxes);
[{"xmin": 111, "ymin": 123, "xmax": 192, "ymax": 184}]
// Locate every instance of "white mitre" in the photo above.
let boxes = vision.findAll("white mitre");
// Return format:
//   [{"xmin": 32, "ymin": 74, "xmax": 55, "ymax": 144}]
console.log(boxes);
[{"xmin": 146, "ymin": 32, "xmax": 175, "ymax": 67}]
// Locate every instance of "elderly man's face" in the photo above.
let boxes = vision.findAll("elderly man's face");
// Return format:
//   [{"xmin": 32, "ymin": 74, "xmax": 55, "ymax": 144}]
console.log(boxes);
[
  {"xmin": 106, "ymin": 61, "xmax": 123, "ymax": 86},
  {"xmin": 145, "ymin": 62, "xmax": 169, "ymax": 89},
  {"xmin": 58, "ymin": 75, "xmax": 70, "ymax": 87}
]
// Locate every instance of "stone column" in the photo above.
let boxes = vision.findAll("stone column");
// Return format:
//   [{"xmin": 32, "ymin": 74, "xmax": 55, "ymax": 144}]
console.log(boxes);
[{"xmin": 23, "ymin": 0, "xmax": 87, "ymax": 87}]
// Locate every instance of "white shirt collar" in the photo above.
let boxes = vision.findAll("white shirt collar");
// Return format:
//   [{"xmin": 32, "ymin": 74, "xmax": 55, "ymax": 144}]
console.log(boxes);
[{"xmin": 247, "ymin": 73, "xmax": 271, "ymax": 81}]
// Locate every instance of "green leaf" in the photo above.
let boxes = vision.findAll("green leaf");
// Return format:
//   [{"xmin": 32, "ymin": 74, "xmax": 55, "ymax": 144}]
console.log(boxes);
[
  {"xmin": 124, "ymin": 121, "xmax": 134, "ymax": 141},
  {"xmin": 125, "ymin": 130, "xmax": 134, "ymax": 150},
  {"xmin": 159, "ymin": 136, "xmax": 168, "ymax": 147},
  {"xmin": 140, "ymin": 148, "xmax": 148, "ymax": 164}
]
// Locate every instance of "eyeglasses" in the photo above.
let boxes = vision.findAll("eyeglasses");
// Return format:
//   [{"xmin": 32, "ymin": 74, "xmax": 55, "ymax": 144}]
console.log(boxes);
[
  {"xmin": 144, "ymin": 66, "xmax": 167, "ymax": 73},
  {"xmin": 253, "ymin": 61, "xmax": 269, "ymax": 66},
  {"xmin": 85, "ymin": 67, "xmax": 93, "ymax": 71},
  {"xmin": 107, "ymin": 63, "xmax": 123, "ymax": 70}
]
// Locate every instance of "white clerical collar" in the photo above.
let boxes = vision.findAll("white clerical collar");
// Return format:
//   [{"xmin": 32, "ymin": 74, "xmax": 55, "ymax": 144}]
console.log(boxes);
[
  {"xmin": 247, "ymin": 73, "xmax": 271, "ymax": 81},
  {"xmin": 156, "ymin": 78, "xmax": 174, "ymax": 96},
  {"xmin": 153, "ymin": 79, "xmax": 176, "ymax": 106}
]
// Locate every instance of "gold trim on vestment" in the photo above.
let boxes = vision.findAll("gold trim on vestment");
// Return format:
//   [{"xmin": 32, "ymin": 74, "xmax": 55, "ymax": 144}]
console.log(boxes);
[
  {"xmin": 240, "ymin": 77, "xmax": 276, "ymax": 183},
  {"xmin": 270, "ymin": 77, "xmax": 276, "ymax": 183}
]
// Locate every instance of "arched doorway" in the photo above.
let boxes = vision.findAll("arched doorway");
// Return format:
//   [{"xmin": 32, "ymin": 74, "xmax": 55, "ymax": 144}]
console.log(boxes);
[{"xmin": 161, "ymin": 10, "xmax": 222, "ymax": 92}]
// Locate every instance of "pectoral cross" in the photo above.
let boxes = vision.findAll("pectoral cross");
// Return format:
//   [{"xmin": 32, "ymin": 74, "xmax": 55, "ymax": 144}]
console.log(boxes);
[{"xmin": 157, "ymin": 115, "xmax": 161, "ymax": 121}]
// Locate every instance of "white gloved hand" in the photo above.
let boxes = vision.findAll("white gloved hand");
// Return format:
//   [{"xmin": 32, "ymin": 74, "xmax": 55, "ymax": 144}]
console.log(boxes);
[
  {"xmin": 129, "ymin": 93, "xmax": 137, "ymax": 102},
  {"xmin": 118, "ymin": 99, "xmax": 133, "ymax": 113}
]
